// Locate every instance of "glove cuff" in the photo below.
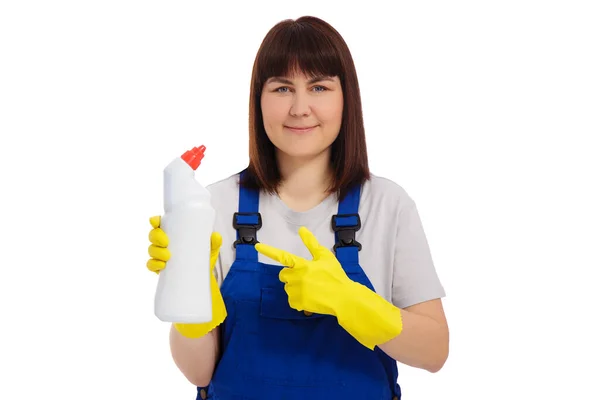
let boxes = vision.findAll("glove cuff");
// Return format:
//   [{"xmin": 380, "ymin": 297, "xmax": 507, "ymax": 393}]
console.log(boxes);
[
  {"xmin": 336, "ymin": 281, "xmax": 403, "ymax": 350},
  {"xmin": 173, "ymin": 295, "xmax": 228, "ymax": 339},
  {"xmin": 174, "ymin": 319, "xmax": 224, "ymax": 339}
]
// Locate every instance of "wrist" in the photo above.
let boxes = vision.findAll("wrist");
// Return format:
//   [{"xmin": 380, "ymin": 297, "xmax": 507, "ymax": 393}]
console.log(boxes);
[
  {"xmin": 174, "ymin": 322, "xmax": 217, "ymax": 339},
  {"xmin": 331, "ymin": 280, "xmax": 367, "ymax": 317},
  {"xmin": 335, "ymin": 280, "xmax": 403, "ymax": 332}
]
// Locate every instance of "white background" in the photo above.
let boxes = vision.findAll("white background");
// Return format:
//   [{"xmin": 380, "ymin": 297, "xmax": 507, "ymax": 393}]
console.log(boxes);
[{"xmin": 1, "ymin": 1, "xmax": 599, "ymax": 399}]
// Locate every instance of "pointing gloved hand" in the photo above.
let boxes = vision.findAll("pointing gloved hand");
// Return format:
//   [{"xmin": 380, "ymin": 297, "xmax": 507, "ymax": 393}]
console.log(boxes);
[
  {"xmin": 147, "ymin": 216, "xmax": 227, "ymax": 338},
  {"xmin": 255, "ymin": 226, "xmax": 403, "ymax": 350}
]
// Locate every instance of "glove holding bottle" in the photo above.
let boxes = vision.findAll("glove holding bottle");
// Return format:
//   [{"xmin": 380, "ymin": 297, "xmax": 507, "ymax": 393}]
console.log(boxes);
[
  {"xmin": 148, "ymin": 145, "xmax": 227, "ymax": 338},
  {"xmin": 148, "ymin": 216, "xmax": 227, "ymax": 338}
]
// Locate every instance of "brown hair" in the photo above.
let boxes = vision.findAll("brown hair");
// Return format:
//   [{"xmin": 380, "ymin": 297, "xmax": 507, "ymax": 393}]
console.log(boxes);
[{"xmin": 240, "ymin": 16, "xmax": 370, "ymax": 201}]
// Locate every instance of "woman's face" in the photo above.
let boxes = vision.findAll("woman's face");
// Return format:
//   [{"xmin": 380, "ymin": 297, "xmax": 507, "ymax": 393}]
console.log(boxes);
[{"xmin": 261, "ymin": 72, "xmax": 343, "ymax": 160}]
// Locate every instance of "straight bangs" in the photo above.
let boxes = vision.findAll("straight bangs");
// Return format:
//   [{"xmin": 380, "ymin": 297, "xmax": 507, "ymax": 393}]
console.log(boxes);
[{"xmin": 255, "ymin": 24, "xmax": 345, "ymax": 85}]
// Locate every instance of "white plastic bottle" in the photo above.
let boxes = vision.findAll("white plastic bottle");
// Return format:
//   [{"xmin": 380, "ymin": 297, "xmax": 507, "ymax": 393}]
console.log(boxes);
[{"xmin": 154, "ymin": 145, "xmax": 215, "ymax": 323}]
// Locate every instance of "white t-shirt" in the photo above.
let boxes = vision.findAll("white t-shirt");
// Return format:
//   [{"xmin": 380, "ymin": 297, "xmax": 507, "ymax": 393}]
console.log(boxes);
[{"xmin": 207, "ymin": 172, "xmax": 446, "ymax": 309}]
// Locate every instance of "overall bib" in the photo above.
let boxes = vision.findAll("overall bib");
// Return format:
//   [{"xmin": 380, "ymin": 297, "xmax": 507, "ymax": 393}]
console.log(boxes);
[{"xmin": 198, "ymin": 172, "xmax": 401, "ymax": 400}]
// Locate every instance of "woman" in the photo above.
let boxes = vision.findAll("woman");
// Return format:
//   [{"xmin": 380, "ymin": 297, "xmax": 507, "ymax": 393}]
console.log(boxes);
[{"xmin": 147, "ymin": 15, "xmax": 448, "ymax": 400}]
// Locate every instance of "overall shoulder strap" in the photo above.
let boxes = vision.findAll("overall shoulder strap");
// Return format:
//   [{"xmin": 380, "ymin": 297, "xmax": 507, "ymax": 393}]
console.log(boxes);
[
  {"xmin": 331, "ymin": 185, "xmax": 362, "ymax": 265},
  {"xmin": 233, "ymin": 169, "xmax": 261, "ymax": 262}
]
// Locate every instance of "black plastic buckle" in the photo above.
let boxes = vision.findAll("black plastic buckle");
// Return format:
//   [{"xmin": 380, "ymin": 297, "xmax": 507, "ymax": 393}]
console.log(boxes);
[
  {"xmin": 331, "ymin": 213, "xmax": 362, "ymax": 251},
  {"xmin": 233, "ymin": 212, "xmax": 262, "ymax": 247}
]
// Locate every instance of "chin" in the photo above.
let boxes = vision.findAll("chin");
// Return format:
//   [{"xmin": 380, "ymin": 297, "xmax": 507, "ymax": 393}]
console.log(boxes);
[{"xmin": 277, "ymin": 143, "xmax": 329, "ymax": 159}]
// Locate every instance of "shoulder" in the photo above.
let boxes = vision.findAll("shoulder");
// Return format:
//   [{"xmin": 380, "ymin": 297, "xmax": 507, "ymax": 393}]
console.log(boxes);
[
  {"xmin": 206, "ymin": 172, "xmax": 240, "ymax": 197},
  {"xmin": 360, "ymin": 173, "xmax": 416, "ymax": 216},
  {"xmin": 205, "ymin": 173, "xmax": 242, "ymax": 216},
  {"xmin": 206, "ymin": 172, "xmax": 245, "ymax": 207}
]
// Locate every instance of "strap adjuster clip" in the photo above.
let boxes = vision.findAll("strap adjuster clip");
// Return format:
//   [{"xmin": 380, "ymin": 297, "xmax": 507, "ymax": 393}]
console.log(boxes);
[
  {"xmin": 331, "ymin": 213, "xmax": 362, "ymax": 251},
  {"xmin": 233, "ymin": 212, "xmax": 262, "ymax": 247}
]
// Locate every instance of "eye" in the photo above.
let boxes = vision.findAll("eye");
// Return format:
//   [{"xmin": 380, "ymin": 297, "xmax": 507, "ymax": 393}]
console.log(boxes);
[
  {"xmin": 275, "ymin": 86, "xmax": 290, "ymax": 93},
  {"xmin": 312, "ymin": 85, "xmax": 328, "ymax": 92}
]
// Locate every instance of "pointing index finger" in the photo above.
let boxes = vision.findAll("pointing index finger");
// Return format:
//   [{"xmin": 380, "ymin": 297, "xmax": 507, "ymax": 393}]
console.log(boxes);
[{"xmin": 255, "ymin": 243, "xmax": 301, "ymax": 268}]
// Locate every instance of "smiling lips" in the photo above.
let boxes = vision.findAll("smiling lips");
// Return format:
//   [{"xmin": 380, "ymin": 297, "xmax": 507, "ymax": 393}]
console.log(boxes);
[{"xmin": 285, "ymin": 125, "xmax": 318, "ymax": 133}]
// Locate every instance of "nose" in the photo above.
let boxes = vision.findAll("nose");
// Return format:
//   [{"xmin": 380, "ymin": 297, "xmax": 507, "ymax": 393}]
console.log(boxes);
[{"xmin": 289, "ymin": 92, "xmax": 311, "ymax": 117}]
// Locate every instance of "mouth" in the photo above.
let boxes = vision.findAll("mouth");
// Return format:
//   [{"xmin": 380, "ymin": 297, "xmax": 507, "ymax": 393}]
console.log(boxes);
[{"xmin": 284, "ymin": 125, "xmax": 318, "ymax": 133}]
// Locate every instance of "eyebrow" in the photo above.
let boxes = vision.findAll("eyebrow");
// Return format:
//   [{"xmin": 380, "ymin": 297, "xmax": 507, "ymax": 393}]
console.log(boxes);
[{"xmin": 266, "ymin": 75, "xmax": 336, "ymax": 85}]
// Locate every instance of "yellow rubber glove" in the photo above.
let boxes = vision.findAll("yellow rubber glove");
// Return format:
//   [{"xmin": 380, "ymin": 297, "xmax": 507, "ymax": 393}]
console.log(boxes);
[
  {"xmin": 147, "ymin": 216, "xmax": 227, "ymax": 338},
  {"xmin": 255, "ymin": 226, "xmax": 403, "ymax": 350}
]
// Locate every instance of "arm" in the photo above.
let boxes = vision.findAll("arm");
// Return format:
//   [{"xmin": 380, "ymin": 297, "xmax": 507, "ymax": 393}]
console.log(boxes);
[
  {"xmin": 169, "ymin": 326, "xmax": 220, "ymax": 387},
  {"xmin": 167, "ymin": 232, "xmax": 227, "ymax": 387},
  {"xmin": 378, "ymin": 299, "xmax": 449, "ymax": 373},
  {"xmin": 254, "ymin": 198, "xmax": 450, "ymax": 373},
  {"xmin": 379, "ymin": 197, "xmax": 448, "ymax": 372},
  {"xmin": 148, "ymin": 217, "xmax": 226, "ymax": 387}
]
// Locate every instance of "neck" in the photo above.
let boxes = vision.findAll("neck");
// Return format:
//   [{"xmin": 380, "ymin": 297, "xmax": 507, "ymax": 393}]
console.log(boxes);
[{"xmin": 276, "ymin": 150, "xmax": 333, "ymax": 212}]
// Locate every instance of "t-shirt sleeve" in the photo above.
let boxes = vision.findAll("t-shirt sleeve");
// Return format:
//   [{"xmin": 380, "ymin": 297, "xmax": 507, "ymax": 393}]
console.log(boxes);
[{"xmin": 392, "ymin": 197, "xmax": 446, "ymax": 309}]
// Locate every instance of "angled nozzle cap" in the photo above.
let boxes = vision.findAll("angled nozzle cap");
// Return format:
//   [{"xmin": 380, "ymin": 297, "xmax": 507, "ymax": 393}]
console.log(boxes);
[{"xmin": 181, "ymin": 145, "xmax": 206, "ymax": 170}]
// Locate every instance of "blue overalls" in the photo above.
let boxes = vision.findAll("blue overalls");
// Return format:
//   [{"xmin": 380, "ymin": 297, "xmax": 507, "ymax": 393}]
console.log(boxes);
[{"xmin": 197, "ymin": 171, "xmax": 402, "ymax": 400}]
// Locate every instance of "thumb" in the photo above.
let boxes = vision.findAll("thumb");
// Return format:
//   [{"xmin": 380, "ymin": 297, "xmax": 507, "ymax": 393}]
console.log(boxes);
[
  {"xmin": 149, "ymin": 215, "xmax": 161, "ymax": 228},
  {"xmin": 210, "ymin": 231, "xmax": 222, "ymax": 270},
  {"xmin": 211, "ymin": 231, "xmax": 223, "ymax": 252}
]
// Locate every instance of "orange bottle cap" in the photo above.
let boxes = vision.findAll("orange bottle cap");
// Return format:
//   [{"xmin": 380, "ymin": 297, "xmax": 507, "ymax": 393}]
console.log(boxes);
[{"xmin": 181, "ymin": 145, "xmax": 206, "ymax": 170}]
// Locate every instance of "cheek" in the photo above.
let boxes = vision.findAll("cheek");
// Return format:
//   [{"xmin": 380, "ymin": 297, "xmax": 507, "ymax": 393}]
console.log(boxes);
[
  {"xmin": 319, "ymin": 97, "xmax": 343, "ymax": 127},
  {"xmin": 261, "ymin": 97, "xmax": 286, "ymax": 127}
]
